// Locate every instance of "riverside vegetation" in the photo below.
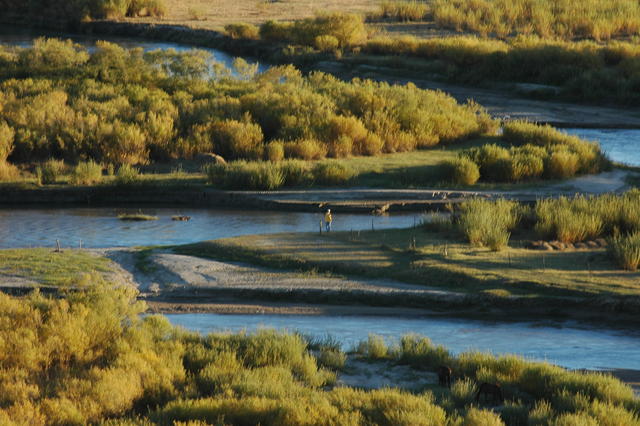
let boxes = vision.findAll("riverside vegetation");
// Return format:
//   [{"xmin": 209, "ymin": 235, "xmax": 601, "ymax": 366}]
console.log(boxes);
[
  {"xmin": 0, "ymin": 39, "xmax": 609, "ymax": 191},
  {"xmin": 0, "ymin": 280, "xmax": 637, "ymax": 425}
]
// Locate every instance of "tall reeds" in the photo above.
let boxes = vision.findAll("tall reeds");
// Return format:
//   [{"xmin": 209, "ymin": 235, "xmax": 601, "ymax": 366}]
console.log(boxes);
[{"xmin": 458, "ymin": 198, "xmax": 520, "ymax": 250}]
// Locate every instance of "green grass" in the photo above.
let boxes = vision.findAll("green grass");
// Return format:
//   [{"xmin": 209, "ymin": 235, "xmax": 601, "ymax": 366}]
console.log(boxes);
[
  {"xmin": 175, "ymin": 227, "xmax": 640, "ymax": 299},
  {"xmin": 0, "ymin": 248, "xmax": 113, "ymax": 286}
]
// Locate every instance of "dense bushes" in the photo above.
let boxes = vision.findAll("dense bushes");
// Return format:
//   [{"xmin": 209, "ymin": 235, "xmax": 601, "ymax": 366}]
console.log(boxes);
[
  {"xmin": 447, "ymin": 121, "xmax": 606, "ymax": 184},
  {"xmin": 0, "ymin": 286, "xmax": 637, "ymax": 424},
  {"xmin": 205, "ymin": 160, "xmax": 354, "ymax": 190},
  {"xmin": 0, "ymin": 0, "xmax": 166, "ymax": 21},
  {"xmin": 535, "ymin": 191, "xmax": 640, "ymax": 243},
  {"xmin": 362, "ymin": 35, "xmax": 640, "ymax": 104},
  {"xmin": 0, "ymin": 40, "xmax": 496, "ymax": 172},
  {"xmin": 373, "ymin": 0, "xmax": 640, "ymax": 40},
  {"xmin": 260, "ymin": 13, "xmax": 367, "ymax": 49}
]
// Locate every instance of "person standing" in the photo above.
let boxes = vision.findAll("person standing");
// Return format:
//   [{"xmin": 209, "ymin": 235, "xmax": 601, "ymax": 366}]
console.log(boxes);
[{"xmin": 324, "ymin": 209, "xmax": 332, "ymax": 232}]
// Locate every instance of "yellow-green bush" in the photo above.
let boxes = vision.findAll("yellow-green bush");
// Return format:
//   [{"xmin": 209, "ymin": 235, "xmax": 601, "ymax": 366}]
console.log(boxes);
[
  {"xmin": 70, "ymin": 161, "xmax": 103, "ymax": 185},
  {"xmin": 35, "ymin": 159, "xmax": 65, "ymax": 185},
  {"xmin": 225, "ymin": 23, "xmax": 260, "ymax": 40},
  {"xmin": 458, "ymin": 198, "xmax": 520, "ymax": 250},
  {"xmin": 609, "ymin": 231, "xmax": 640, "ymax": 271},
  {"xmin": 445, "ymin": 156, "xmax": 480, "ymax": 185}
]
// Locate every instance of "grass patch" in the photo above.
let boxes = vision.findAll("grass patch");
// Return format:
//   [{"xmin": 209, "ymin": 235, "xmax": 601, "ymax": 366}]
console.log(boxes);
[
  {"xmin": 0, "ymin": 248, "xmax": 113, "ymax": 286},
  {"xmin": 174, "ymin": 225, "xmax": 640, "ymax": 299}
]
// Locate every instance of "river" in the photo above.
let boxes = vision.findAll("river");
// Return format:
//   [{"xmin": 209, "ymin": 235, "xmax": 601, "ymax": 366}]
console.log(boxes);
[
  {"xmin": 166, "ymin": 313, "xmax": 640, "ymax": 371},
  {"xmin": 0, "ymin": 207, "xmax": 420, "ymax": 248}
]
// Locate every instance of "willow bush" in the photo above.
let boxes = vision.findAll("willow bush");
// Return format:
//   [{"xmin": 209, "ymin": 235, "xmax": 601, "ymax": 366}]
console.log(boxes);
[
  {"xmin": 450, "ymin": 121, "xmax": 606, "ymax": 184},
  {"xmin": 0, "ymin": 287, "xmax": 637, "ymax": 424},
  {"xmin": 0, "ymin": 39, "xmax": 496, "ymax": 171}
]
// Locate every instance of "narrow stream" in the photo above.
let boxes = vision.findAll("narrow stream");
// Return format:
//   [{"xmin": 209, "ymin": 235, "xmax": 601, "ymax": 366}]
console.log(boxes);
[{"xmin": 166, "ymin": 313, "xmax": 640, "ymax": 371}]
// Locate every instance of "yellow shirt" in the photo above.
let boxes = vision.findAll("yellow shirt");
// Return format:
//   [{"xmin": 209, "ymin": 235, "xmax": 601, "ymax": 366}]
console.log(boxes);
[{"xmin": 324, "ymin": 212, "xmax": 332, "ymax": 223}]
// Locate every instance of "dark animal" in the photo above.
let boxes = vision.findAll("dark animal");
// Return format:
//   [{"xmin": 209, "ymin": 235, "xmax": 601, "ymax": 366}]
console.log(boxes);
[
  {"xmin": 172, "ymin": 216, "xmax": 191, "ymax": 221},
  {"xmin": 437, "ymin": 366, "xmax": 452, "ymax": 388},
  {"xmin": 475, "ymin": 382, "xmax": 504, "ymax": 404}
]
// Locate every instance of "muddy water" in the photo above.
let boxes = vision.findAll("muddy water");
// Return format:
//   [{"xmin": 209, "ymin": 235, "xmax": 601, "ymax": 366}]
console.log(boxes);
[
  {"xmin": 0, "ymin": 207, "xmax": 421, "ymax": 248},
  {"xmin": 166, "ymin": 313, "xmax": 640, "ymax": 371}
]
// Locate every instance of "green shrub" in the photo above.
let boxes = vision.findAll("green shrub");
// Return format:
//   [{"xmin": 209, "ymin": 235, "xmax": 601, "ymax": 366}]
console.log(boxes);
[
  {"xmin": 546, "ymin": 150, "xmax": 580, "ymax": 179},
  {"xmin": 458, "ymin": 198, "xmax": 520, "ymax": 250},
  {"xmin": 609, "ymin": 231, "xmax": 640, "ymax": 271},
  {"xmin": 0, "ymin": 161, "xmax": 20, "ymax": 182},
  {"xmin": 278, "ymin": 160, "xmax": 312, "ymax": 187},
  {"xmin": 357, "ymin": 334, "xmax": 389, "ymax": 360},
  {"xmin": 36, "ymin": 159, "xmax": 65, "ymax": 185},
  {"xmin": 317, "ymin": 349, "xmax": 347, "ymax": 371},
  {"xmin": 444, "ymin": 156, "xmax": 480, "ymax": 185},
  {"xmin": 70, "ymin": 161, "xmax": 102, "ymax": 185},
  {"xmin": 314, "ymin": 35, "xmax": 340, "ymax": 52},
  {"xmin": 0, "ymin": 122, "xmax": 14, "ymax": 162},
  {"xmin": 224, "ymin": 23, "xmax": 260, "ymax": 40},
  {"xmin": 284, "ymin": 139, "xmax": 327, "ymax": 160},
  {"xmin": 463, "ymin": 407, "xmax": 505, "ymax": 425},
  {"xmin": 115, "ymin": 163, "xmax": 141, "ymax": 186},
  {"xmin": 397, "ymin": 334, "xmax": 453, "ymax": 368},
  {"xmin": 265, "ymin": 141, "xmax": 285, "ymax": 162},
  {"xmin": 204, "ymin": 161, "xmax": 284, "ymax": 190},
  {"xmin": 311, "ymin": 162, "xmax": 355, "ymax": 185},
  {"xmin": 451, "ymin": 378, "xmax": 478, "ymax": 408},
  {"xmin": 210, "ymin": 119, "xmax": 264, "ymax": 160},
  {"xmin": 375, "ymin": 1, "xmax": 430, "ymax": 21}
]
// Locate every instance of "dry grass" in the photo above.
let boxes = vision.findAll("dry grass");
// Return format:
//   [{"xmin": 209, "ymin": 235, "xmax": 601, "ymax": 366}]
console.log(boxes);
[{"xmin": 128, "ymin": 0, "xmax": 381, "ymax": 30}]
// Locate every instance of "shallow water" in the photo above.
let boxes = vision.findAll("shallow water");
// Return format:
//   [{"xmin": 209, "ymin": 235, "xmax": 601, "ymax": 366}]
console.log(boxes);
[
  {"xmin": 166, "ymin": 313, "xmax": 640, "ymax": 371},
  {"xmin": 564, "ymin": 128, "xmax": 640, "ymax": 167},
  {"xmin": 0, "ymin": 207, "xmax": 421, "ymax": 248}
]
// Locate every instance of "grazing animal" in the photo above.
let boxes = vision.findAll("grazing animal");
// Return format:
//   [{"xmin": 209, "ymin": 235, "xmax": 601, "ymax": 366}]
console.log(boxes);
[
  {"xmin": 437, "ymin": 366, "xmax": 452, "ymax": 388},
  {"xmin": 475, "ymin": 382, "xmax": 503, "ymax": 404}
]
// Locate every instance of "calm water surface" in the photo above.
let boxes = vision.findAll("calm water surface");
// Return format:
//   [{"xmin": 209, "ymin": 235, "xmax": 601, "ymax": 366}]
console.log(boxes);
[
  {"xmin": 167, "ymin": 313, "xmax": 640, "ymax": 371},
  {"xmin": 0, "ymin": 207, "xmax": 420, "ymax": 248},
  {"xmin": 564, "ymin": 128, "xmax": 640, "ymax": 167}
]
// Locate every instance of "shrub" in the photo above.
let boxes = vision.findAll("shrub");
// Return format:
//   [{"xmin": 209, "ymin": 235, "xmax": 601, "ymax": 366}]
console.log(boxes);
[
  {"xmin": 70, "ymin": 161, "xmax": 102, "ymax": 185},
  {"xmin": 357, "ymin": 334, "xmax": 389, "ymax": 360},
  {"xmin": 397, "ymin": 334, "xmax": 453, "ymax": 368},
  {"xmin": 224, "ymin": 23, "xmax": 260, "ymax": 40},
  {"xmin": 311, "ymin": 162, "xmax": 355, "ymax": 185},
  {"xmin": 315, "ymin": 35, "xmax": 340, "ymax": 52},
  {"xmin": 376, "ymin": 1, "xmax": 430, "ymax": 21},
  {"xmin": 609, "ymin": 231, "xmax": 640, "ymax": 271},
  {"xmin": 0, "ymin": 161, "xmax": 20, "ymax": 182},
  {"xmin": 115, "ymin": 163, "xmax": 141, "ymax": 186},
  {"xmin": 204, "ymin": 161, "xmax": 284, "ymax": 190},
  {"xmin": 284, "ymin": 139, "xmax": 327, "ymax": 160},
  {"xmin": 210, "ymin": 119, "xmax": 264, "ymax": 160},
  {"xmin": 317, "ymin": 349, "xmax": 347, "ymax": 371},
  {"xmin": 444, "ymin": 156, "xmax": 480, "ymax": 185},
  {"xmin": 265, "ymin": 141, "xmax": 285, "ymax": 162},
  {"xmin": 451, "ymin": 378, "xmax": 478, "ymax": 408},
  {"xmin": 546, "ymin": 150, "xmax": 580, "ymax": 179},
  {"xmin": 36, "ymin": 159, "xmax": 65, "ymax": 185},
  {"xmin": 463, "ymin": 407, "xmax": 505, "ymax": 426},
  {"xmin": 280, "ymin": 160, "xmax": 313, "ymax": 186},
  {"xmin": 458, "ymin": 198, "xmax": 520, "ymax": 250},
  {"xmin": 0, "ymin": 122, "xmax": 14, "ymax": 162}
]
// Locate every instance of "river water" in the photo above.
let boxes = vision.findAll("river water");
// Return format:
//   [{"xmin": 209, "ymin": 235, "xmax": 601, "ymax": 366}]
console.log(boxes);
[
  {"xmin": 0, "ymin": 207, "xmax": 420, "ymax": 248},
  {"xmin": 166, "ymin": 313, "xmax": 640, "ymax": 371},
  {"xmin": 565, "ymin": 128, "xmax": 640, "ymax": 167}
]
